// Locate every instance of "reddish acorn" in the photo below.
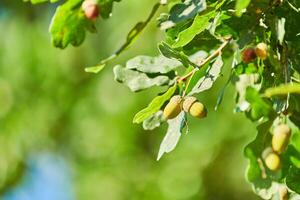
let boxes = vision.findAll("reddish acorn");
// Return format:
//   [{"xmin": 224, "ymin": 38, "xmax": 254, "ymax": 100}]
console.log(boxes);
[
  {"xmin": 82, "ymin": 0, "xmax": 100, "ymax": 20},
  {"xmin": 242, "ymin": 48, "xmax": 257, "ymax": 63}
]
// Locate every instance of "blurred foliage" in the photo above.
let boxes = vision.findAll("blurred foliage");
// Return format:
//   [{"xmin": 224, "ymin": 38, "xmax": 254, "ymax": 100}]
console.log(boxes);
[{"xmin": 0, "ymin": 0, "xmax": 261, "ymax": 199}]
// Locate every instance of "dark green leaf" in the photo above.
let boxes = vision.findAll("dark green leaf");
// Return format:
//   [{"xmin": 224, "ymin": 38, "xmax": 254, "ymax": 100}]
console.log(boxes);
[
  {"xmin": 158, "ymin": 42, "xmax": 198, "ymax": 68},
  {"xmin": 244, "ymin": 120, "xmax": 274, "ymax": 190},
  {"xmin": 159, "ymin": 0, "xmax": 207, "ymax": 30},
  {"xmin": 49, "ymin": 0, "xmax": 95, "ymax": 49},
  {"xmin": 286, "ymin": 166, "xmax": 300, "ymax": 194},
  {"xmin": 245, "ymin": 87, "xmax": 274, "ymax": 120}
]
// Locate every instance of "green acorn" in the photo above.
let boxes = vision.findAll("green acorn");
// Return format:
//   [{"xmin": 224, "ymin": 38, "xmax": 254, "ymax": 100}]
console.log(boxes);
[
  {"xmin": 272, "ymin": 124, "xmax": 291, "ymax": 154},
  {"xmin": 183, "ymin": 96, "xmax": 207, "ymax": 118},
  {"xmin": 163, "ymin": 95, "xmax": 182, "ymax": 119}
]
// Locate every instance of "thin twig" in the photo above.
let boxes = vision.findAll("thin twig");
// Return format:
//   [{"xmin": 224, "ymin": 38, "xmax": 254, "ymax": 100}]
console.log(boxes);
[{"xmin": 178, "ymin": 37, "xmax": 232, "ymax": 83}]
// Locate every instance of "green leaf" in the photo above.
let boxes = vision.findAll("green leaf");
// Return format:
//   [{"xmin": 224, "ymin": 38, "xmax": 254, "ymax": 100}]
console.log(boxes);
[
  {"xmin": 142, "ymin": 111, "xmax": 164, "ymax": 130},
  {"xmin": 264, "ymin": 84, "xmax": 300, "ymax": 98},
  {"xmin": 245, "ymin": 87, "xmax": 274, "ymax": 120},
  {"xmin": 113, "ymin": 65, "xmax": 173, "ymax": 92},
  {"xmin": 188, "ymin": 55, "xmax": 223, "ymax": 95},
  {"xmin": 244, "ymin": 120, "xmax": 274, "ymax": 190},
  {"xmin": 133, "ymin": 84, "xmax": 177, "ymax": 124},
  {"xmin": 172, "ymin": 10, "xmax": 216, "ymax": 48},
  {"xmin": 235, "ymin": 74, "xmax": 260, "ymax": 112},
  {"xmin": 49, "ymin": 0, "xmax": 95, "ymax": 49},
  {"xmin": 286, "ymin": 166, "xmax": 300, "ymax": 194},
  {"xmin": 157, "ymin": 111, "xmax": 186, "ymax": 160},
  {"xmin": 85, "ymin": 3, "xmax": 161, "ymax": 73},
  {"xmin": 159, "ymin": 0, "xmax": 207, "ymax": 30},
  {"xmin": 235, "ymin": 0, "xmax": 251, "ymax": 17},
  {"xmin": 158, "ymin": 42, "xmax": 197, "ymax": 68},
  {"xmin": 125, "ymin": 55, "xmax": 182, "ymax": 74}
]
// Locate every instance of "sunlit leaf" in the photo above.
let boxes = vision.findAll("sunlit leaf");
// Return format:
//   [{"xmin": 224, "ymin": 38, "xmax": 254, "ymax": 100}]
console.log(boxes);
[
  {"xmin": 133, "ymin": 84, "xmax": 177, "ymax": 123},
  {"xmin": 143, "ymin": 111, "xmax": 165, "ymax": 130},
  {"xmin": 125, "ymin": 55, "xmax": 182, "ymax": 74},
  {"xmin": 157, "ymin": 111, "xmax": 186, "ymax": 160},
  {"xmin": 189, "ymin": 55, "xmax": 223, "ymax": 95},
  {"xmin": 113, "ymin": 65, "xmax": 173, "ymax": 92},
  {"xmin": 159, "ymin": 0, "xmax": 207, "ymax": 30},
  {"xmin": 235, "ymin": 0, "xmax": 251, "ymax": 17}
]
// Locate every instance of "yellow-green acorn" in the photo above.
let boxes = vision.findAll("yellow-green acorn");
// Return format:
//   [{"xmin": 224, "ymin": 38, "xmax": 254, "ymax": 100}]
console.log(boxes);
[
  {"xmin": 163, "ymin": 95, "xmax": 182, "ymax": 119},
  {"xmin": 255, "ymin": 42, "xmax": 268, "ymax": 60},
  {"xmin": 265, "ymin": 152, "xmax": 281, "ymax": 171},
  {"xmin": 272, "ymin": 124, "xmax": 291, "ymax": 154},
  {"xmin": 183, "ymin": 96, "xmax": 207, "ymax": 118}
]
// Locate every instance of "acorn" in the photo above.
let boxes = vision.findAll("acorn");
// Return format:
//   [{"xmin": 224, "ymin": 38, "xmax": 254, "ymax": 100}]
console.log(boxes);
[
  {"xmin": 183, "ymin": 96, "xmax": 207, "ymax": 118},
  {"xmin": 265, "ymin": 152, "xmax": 281, "ymax": 171},
  {"xmin": 255, "ymin": 43, "xmax": 268, "ymax": 60},
  {"xmin": 272, "ymin": 124, "xmax": 291, "ymax": 154},
  {"xmin": 82, "ymin": 0, "xmax": 100, "ymax": 20},
  {"xmin": 242, "ymin": 48, "xmax": 257, "ymax": 63},
  {"xmin": 163, "ymin": 95, "xmax": 182, "ymax": 119}
]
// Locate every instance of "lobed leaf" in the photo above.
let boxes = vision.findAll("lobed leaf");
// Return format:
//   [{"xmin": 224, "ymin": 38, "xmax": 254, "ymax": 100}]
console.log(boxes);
[
  {"xmin": 244, "ymin": 120, "xmax": 274, "ymax": 192},
  {"xmin": 188, "ymin": 55, "xmax": 223, "ymax": 95},
  {"xmin": 158, "ymin": 42, "xmax": 197, "ymax": 68},
  {"xmin": 172, "ymin": 10, "xmax": 216, "ymax": 48},
  {"xmin": 157, "ymin": 111, "xmax": 186, "ymax": 160},
  {"xmin": 143, "ymin": 111, "xmax": 165, "ymax": 131},
  {"xmin": 245, "ymin": 87, "xmax": 274, "ymax": 121},
  {"xmin": 286, "ymin": 166, "xmax": 300, "ymax": 194},
  {"xmin": 49, "ymin": 0, "xmax": 95, "ymax": 49},
  {"xmin": 159, "ymin": 0, "xmax": 207, "ymax": 30},
  {"xmin": 125, "ymin": 55, "xmax": 182, "ymax": 74},
  {"xmin": 113, "ymin": 65, "xmax": 173, "ymax": 92}
]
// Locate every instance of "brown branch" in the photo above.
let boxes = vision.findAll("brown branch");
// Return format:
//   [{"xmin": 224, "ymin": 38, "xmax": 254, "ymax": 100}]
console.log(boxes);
[{"xmin": 178, "ymin": 37, "xmax": 232, "ymax": 83}]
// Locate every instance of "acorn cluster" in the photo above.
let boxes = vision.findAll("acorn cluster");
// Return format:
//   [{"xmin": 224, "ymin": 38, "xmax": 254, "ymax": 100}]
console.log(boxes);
[
  {"xmin": 263, "ymin": 124, "xmax": 291, "ymax": 171},
  {"xmin": 82, "ymin": 0, "xmax": 100, "ymax": 20},
  {"xmin": 242, "ymin": 42, "xmax": 269, "ymax": 63},
  {"xmin": 163, "ymin": 96, "xmax": 207, "ymax": 120}
]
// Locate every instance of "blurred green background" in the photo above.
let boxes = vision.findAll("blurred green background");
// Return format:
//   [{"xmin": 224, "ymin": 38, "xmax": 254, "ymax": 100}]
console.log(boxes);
[{"xmin": 0, "ymin": 0, "xmax": 261, "ymax": 199}]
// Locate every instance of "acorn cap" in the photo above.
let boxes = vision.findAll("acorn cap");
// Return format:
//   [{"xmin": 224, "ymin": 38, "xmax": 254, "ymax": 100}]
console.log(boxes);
[
  {"xmin": 261, "ymin": 147, "xmax": 273, "ymax": 160},
  {"xmin": 273, "ymin": 124, "xmax": 291, "ymax": 137},
  {"xmin": 272, "ymin": 124, "xmax": 291, "ymax": 154},
  {"xmin": 183, "ymin": 96, "xmax": 197, "ymax": 112},
  {"xmin": 255, "ymin": 43, "xmax": 268, "ymax": 60},
  {"xmin": 169, "ymin": 95, "xmax": 182, "ymax": 104},
  {"xmin": 163, "ymin": 95, "xmax": 182, "ymax": 119}
]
